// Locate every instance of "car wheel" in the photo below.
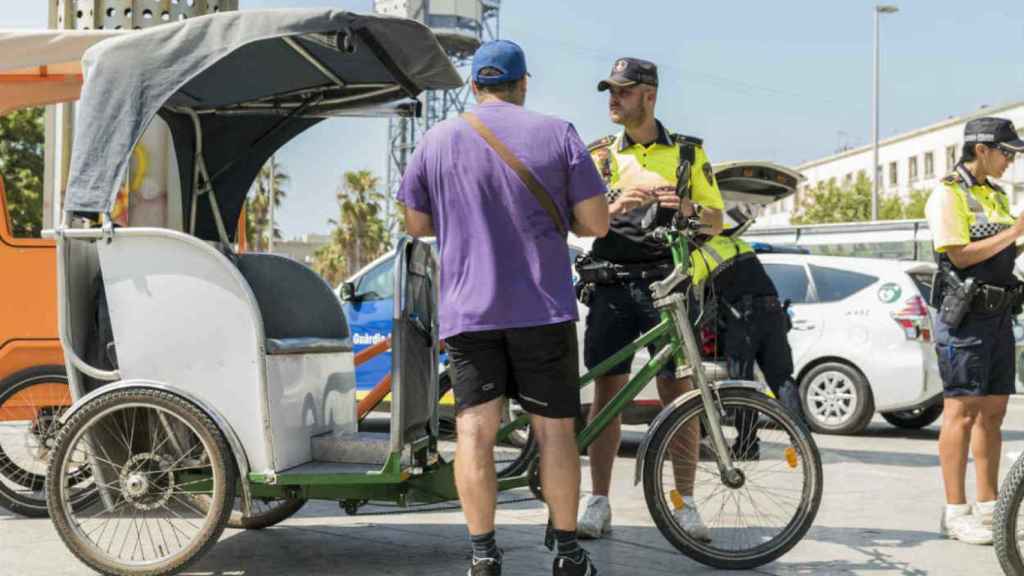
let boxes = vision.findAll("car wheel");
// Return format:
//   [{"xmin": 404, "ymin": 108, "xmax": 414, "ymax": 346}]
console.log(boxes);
[
  {"xmin": 881, "ymin": 403, "xmax": 943, "ymax": 429},
  {"xmin": 799, "ymin": 362, "xmax": 874, "ymax": 435}
]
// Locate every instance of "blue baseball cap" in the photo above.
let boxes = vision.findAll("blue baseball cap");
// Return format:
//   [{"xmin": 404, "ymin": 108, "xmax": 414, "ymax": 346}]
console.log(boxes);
[{"xmin": 471, "ymin": 40, "xmax": 528, "ymax": 86}]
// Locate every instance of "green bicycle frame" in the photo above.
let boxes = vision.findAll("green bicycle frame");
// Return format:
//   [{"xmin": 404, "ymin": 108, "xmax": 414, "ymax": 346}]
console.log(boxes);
[{"xmin": 496, "ymin": 224, "xmax": 716, "ymax": 459}]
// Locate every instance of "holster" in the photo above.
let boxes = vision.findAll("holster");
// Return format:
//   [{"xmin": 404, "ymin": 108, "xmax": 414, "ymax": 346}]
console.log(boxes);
[
  {"xmin": 937, "ymin": 271, "xmax": 976, "ymax": 329},
  {"xmin": 574, "ymin": 254, "xmax": 620, "ymax": 285}
]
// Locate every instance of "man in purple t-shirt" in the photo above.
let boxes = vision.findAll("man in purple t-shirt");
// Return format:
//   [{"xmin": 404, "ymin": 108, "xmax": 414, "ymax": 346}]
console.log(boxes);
[{"xmin": 397, "ymin": 40, "xmax": 608, "ymax": 576}]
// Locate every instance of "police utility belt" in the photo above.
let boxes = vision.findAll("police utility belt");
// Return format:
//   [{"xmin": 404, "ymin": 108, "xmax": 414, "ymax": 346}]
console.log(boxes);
[
  {"xmin": 934, "ymin": 270, "xmax": 1024, "ymax": 328},
  {"xmin": 575, "ymin": 255, "xmax": 674, "ymax": 284}
]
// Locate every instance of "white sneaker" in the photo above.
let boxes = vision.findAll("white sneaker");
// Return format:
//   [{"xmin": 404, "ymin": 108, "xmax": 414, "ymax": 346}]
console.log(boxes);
[
  {"xmin": 973, "ymin": 500, "xmax": 997, "ymax": 528},
  {"xmin": 576, "ymin": 495, "xmax": 611, "ymax": 539},
  {"xmin": 673, "ymin": 497, "xmax": 711, "ymax": 542},
  {"xmin": 940, "ymin": 506, "xmax": 992, "ymax": 545}
]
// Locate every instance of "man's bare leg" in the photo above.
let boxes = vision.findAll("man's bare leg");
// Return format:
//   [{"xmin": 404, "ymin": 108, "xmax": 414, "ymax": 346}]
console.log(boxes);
[
  {"xmin": 455, "ymin": 397, "xmax": 504, "ymax": 534},
  {"xmin": 532, "ymin": 414, "xmax": 582, "ymax": 530},
  {"xmin": 586, "ymin": 374, "xmax": 628, "ymax": 496},
  {"xmin": 657, "ymin": 375, "xmax": 697, "ymax": 496}
]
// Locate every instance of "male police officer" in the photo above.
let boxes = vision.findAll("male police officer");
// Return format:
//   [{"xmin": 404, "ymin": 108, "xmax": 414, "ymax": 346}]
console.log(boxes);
[
  {"xmin": 690, "ymin": 208, "xmax": 805, "ymax": 460},
  {"xmin": 577, "ymin": 57, "xmax": 724, "ymax": 540}
]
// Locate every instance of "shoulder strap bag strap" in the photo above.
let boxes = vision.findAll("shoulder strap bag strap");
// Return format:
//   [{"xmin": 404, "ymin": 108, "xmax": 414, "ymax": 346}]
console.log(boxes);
[{"xmin": 462, "ymin": 112, "xmax": 567, "ymax": 236}]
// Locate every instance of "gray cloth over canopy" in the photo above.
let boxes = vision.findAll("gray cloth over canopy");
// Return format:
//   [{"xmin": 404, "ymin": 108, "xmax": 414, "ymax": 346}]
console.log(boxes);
[{"xmin": 64, "ymin": 9, "xmax": 462, "ymax": 225}]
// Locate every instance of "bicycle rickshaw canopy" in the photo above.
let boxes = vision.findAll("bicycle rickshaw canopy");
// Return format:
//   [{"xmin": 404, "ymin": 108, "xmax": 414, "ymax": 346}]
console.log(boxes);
[{"xmin": 62, "ymin": 9, "xmax": 462, "ymax": 242}]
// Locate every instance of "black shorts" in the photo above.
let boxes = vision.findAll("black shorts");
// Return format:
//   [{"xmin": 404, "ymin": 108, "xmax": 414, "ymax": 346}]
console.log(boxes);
[
  {"xmin": 583, "ymin": 280, "xmax": 676, "ymax": 379},
  {"xmin": 446, "ymin": 321, "xmax": 580, "ymax": 418},
  {"xmin": 934, "ymin": 311, "xmax": 1016, "ymax": 397}
]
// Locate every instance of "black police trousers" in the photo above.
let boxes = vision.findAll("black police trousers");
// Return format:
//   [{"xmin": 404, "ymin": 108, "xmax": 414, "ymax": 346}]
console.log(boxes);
[{"xmin": 721, "ymin": 302, "xmax": 804, "ymax": 449}]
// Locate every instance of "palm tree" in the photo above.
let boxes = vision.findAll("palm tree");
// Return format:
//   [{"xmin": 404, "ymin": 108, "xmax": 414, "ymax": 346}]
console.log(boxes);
[
  {"xmin": 245, "ymin": 157, "xmax": 289, "ymax": 251},
  {"xmin": 313, "ymin": 169, "xmax": 391, "ymax": 282}
]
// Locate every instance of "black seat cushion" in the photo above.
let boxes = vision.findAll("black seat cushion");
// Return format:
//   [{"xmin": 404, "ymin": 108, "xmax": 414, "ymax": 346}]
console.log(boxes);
[{"xmin": 235, "ymin": 253, "xmax": 349, "ymax": 346}]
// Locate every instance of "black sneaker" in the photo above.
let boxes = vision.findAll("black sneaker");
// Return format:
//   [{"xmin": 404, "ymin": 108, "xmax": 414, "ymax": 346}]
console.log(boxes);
[
  {"xmin": 468, "ymin": 556, "xmax": 502, "ymax": 576},
  {"xmin": 553, "ymin": 550, "xmax": 597, "ymax": 576}
]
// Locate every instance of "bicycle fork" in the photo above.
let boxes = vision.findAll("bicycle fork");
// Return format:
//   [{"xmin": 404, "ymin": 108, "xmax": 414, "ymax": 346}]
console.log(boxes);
[{"xmin": 652, "ymin": 290, "xmax": 744, "ymax": 489}]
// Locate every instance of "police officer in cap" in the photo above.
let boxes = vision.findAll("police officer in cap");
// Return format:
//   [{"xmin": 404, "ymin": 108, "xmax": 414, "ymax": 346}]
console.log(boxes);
[
  {"xmin": 577, "ymin": 57, "xmax": 724, "ymax": 541},
  {"xmin": 926, "ymin": 117, "xmax": 1024, "ymax": 545}
]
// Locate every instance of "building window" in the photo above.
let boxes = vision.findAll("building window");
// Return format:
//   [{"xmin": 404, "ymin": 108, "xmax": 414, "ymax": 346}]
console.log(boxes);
[
  {"xmin": 909, "ymin": 156, "xmax": 918, "ymax": 183},
  {"xmin": 889, "ymin": 162, "xmax": 898, "ymax": 187},
  {"xmin": 947, "ymin": 145, "xmax": 957, "ymax": 171},
  {"xmin": 924, "ymin": 152, "xmax": 934, "ymax": 178},
  {"xmin": 876, "ymin": 165, "xmax": 883, "ymax": 184},
  {"xmin": 844, "ymin": 172, "xmax": 853, "ymax": 185}
]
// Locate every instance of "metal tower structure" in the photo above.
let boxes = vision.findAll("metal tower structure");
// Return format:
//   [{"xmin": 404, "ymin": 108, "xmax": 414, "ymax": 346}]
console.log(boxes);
[{"xmin": 374, "ymin": 1, "xmax": 501, "ymax": 228}]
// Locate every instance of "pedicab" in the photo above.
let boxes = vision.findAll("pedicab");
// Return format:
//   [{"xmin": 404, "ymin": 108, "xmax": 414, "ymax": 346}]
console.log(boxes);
[
  {"xmin": 0, "ymin": 28, "xmax": 122, "ymax": 517},
  {"xmin": 44, "ymin": 9, "xmax": 822, "ymax": 576}
]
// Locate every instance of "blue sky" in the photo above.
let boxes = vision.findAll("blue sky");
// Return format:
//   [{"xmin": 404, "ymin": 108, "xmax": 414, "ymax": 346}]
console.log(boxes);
[{"xmin": 7, "ymin": 1, "xmax": 1024, "ymax": 237}]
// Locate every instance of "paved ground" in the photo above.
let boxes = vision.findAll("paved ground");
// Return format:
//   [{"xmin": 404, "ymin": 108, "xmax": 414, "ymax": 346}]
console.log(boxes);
[{"xmin": 4, "ymin": 401, "xmax": 1024, "ymax": 576}]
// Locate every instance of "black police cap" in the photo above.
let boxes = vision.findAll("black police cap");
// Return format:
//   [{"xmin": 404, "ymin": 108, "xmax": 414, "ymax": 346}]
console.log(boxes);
[
  {"xmin": 964, "ymin": 117, "xmax": 1024, "ymax": 152},
  {"xmin": 597, "ymin": 57, "xmax": 659, "ymax": 92}
]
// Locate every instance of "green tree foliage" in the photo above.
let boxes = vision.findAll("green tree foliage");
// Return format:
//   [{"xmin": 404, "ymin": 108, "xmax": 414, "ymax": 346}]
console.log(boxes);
[
  {"xmin": 0, "ymin": 107, "xmax": 45, "ymax": 237},
  {"xmin": 313, "ymin": 170, "xmax": 391, "ymax": 286},
  {"xmin": 245, "ymin": 157, "xmax": 289, "ymax": 251},
  {"xmin": 904, "ymin": 188, "xmax": 931, "ymax": 220},
  {"xmin": 792, "ymin": 172, "xmax": 906, "ymax": 225}
]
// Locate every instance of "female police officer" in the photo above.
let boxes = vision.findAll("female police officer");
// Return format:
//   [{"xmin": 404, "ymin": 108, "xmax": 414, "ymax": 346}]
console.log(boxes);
[{"xmin": 926, "ymin": 117, "xmax": 1024, "ymax": 544}]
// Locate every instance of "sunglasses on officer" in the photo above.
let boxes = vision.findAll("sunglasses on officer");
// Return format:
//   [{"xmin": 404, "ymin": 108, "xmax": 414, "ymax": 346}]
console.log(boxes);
[{"xmin": 985, "ymin": 144, "xmax": 1016, "ymax": 162}]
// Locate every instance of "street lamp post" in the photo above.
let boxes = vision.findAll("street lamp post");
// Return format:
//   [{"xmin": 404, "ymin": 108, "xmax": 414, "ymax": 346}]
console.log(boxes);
[{"xmin": 872, "ymin": 4, "xmax": 899, "ymax": 221}]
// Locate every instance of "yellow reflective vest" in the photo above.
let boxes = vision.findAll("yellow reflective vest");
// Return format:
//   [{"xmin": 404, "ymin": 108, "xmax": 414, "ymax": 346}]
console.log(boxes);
[{"xmin": 690, "ymin": 234, "xmax": 755, "ymax": 286}]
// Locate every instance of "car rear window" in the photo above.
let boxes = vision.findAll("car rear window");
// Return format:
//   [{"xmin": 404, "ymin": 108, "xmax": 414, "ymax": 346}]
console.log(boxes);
[
  {"xmin": 763, "ymin": 263, "xmax": 813, "ymax": 304},
  {"xmin": 808, "ymin": 264, "xmax": 878, "ymax": 303}
]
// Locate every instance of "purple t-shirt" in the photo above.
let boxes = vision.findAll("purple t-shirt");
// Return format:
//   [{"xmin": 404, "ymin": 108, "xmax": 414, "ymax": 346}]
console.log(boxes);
[{"xmin": 397, "ymin": 101, "xmax": 605, "ymax": 339}]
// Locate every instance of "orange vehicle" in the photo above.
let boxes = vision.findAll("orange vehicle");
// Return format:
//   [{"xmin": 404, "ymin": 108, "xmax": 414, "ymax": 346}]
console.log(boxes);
[
  {"xmin": 0, "ymin": 30, "xmax": 253, "ymax": 517},
  {"xmin": 0, "ymin": 29, "xmax": 119, "ymax": 517}
]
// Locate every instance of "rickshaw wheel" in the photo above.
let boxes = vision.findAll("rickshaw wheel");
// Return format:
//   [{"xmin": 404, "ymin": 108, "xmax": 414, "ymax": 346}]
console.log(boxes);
[
  {"xmin": 46, "ymin": 388, "xmax": 235, "ymax": 576},
  {"xmin": 194, "ymin": 493, "xmax": 307, "ymax": 530},
  {"xmin": 0, "ymin": 365, "xmax": 94, "ymax": 518}
]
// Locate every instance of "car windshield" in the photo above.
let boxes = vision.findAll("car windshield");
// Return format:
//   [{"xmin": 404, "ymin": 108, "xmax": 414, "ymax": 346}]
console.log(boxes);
[{"xmin": 356, "ymin": 259, "xmax": 395, "ymax": 300}]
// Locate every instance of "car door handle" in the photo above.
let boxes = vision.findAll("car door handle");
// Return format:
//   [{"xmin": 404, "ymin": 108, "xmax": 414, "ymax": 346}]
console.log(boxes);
[{"xmin": 791, "ymin": 320, "xmax": 816, "ymax": 331}]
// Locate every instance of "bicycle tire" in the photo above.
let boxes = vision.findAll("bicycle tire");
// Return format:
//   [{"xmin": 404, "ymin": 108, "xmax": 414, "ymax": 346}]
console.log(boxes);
[
  {"xmin": 0, "ymin": 365, "xmax": 93, "ymax": 518},
  {"xmin": 46, "ymin": 388, "xmax": 236, "ymax": 576},
  {"xmin": 642, "ymin": 387, "xmax": 823, "ymax": 570},
  {"xmin": 994, "ymin": 453, "xmax": 1024, "ymax": 575}
]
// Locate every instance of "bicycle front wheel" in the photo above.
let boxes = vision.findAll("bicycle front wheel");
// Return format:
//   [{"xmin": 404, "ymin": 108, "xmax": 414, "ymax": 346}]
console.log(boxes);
[
  {"xmin": 994, "ymin": 453, "xmax": 1024, "ymax": 575},
  {"xmin": 642, "ymin": 387, "xmax": 822, "ymax": 570}
]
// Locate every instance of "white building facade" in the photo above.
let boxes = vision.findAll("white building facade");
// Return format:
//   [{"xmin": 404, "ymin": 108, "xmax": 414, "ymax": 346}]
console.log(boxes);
[{"xmin": 761, "ymin": 101, "xmax": 1024, "ymax": 225}]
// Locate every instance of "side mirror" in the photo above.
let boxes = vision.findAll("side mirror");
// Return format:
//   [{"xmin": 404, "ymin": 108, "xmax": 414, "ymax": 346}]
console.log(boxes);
[{"xmin": 339, "ymin": 281, "xmax": 357, "ymax": 302}]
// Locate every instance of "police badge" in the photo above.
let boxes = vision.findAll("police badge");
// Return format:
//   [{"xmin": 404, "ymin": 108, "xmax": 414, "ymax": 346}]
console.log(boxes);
[{"xmin": 702, "ymin": 161, "xmax": 716, "ymax": 186}]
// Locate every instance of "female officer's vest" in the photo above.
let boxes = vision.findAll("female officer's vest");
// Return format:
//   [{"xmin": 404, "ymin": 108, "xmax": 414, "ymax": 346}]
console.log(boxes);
[{"xmin": 936, "ymin": 163, "xmax": 1017, "ymax": 287}]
